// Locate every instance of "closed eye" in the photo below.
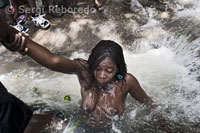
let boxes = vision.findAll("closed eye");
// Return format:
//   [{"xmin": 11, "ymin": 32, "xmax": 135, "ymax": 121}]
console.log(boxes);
[
  {"xmin": 107, "ymin": 68, "xmax": 114, "ymax": 73},
  {"xmin": 95, "ymin": 68, "xmax": 101, "ymax": 71}
]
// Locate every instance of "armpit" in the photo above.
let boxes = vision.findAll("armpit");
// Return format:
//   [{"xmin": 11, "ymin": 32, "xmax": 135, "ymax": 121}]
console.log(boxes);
[
  {"xmin": 74, "ymin": 58, "xmax": 91, "ymax": 88},
  {"xmin": 74, "ymin": 58, "xmax": 88, "ymax": 70}
]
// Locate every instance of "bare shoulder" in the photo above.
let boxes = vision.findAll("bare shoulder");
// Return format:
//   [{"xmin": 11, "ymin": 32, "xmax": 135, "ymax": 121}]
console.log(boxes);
[
  {"xmin": 125, "ymin": 73, "xmax": 146, "ymax": 91},
  {"xmin": 124, "ymin": 73, "xmax": 138, "ymax": 84},
  {"xmin": 123, "ymin": 73, "xmax": 138, "ymax": 91},
  {"xmin": 124, "ymin": 73, "xmax": 149, "ymax": 103}
]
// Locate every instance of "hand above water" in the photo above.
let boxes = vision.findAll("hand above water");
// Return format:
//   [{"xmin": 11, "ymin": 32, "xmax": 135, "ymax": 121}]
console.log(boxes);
[
  {"xmin": 0, "ymin": 20, "xmax": 29, "ymax": 55},
  {"xmin": 4, "ymin": 32, "xmax": 29, "ymax": 55}
]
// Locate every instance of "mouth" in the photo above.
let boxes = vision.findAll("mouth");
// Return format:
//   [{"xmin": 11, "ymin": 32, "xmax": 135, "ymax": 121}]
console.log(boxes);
[
  {"xmin": 97, "ymin": 78, "xmax": 107, "ymax": 83},
  {"xmin": 96, "ymin": 79, "xmax": 110, "ymax": 87}
]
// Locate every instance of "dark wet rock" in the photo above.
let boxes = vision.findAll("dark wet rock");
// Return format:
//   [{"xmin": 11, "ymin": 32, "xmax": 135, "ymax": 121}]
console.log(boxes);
[
  {"xmin": 198, "ymin": 50, "xmax": 200, "ymax": 57},
  {"xmin": 1, "ymin": 0, "xmax": 200, "ymax": 59},
  {"xmin": 137, "ymin": 0, "xmax": 176, "ymax": 12},
  {"xmin": 188, "ymin": 33, "xmax": 200, "ymax": 42},
  {"xmin": 138, "ymin": 0, "xmax": 168, "ymax": 11},
  {"xmin": 164, "ymin": 17, "xmax": 200, "ymax": 42}
]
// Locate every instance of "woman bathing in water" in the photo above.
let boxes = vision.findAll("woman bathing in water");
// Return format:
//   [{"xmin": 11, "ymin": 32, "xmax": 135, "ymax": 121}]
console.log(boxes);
[{"xmin": 0, "ymin": 19, "xmax": 171, "ymax": 132}]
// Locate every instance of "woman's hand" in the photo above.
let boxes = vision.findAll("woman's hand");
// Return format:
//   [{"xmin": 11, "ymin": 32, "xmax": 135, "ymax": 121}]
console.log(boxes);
[
  {"xmin": 143, "ymin": 99, "xmax": 172, "ymax": 133},
  {"xmin": 154, "ymin": 112, "xmax": 172, "ymax": 133}
]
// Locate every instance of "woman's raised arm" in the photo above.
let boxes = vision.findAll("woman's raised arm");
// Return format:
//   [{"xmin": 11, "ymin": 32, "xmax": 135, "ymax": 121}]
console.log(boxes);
[
  {"xmin": 25, "ymin": 38, "xmax": 81, "ymax": 74},
  {"xmin": 0, "ymin": 19, "xmax": 82, "ymax": 75}
]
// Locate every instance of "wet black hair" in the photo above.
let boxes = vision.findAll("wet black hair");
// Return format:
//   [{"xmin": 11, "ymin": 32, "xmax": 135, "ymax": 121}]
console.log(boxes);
[{"xmin": 88, "ymin": 40, "xmax": 127, "ymax": 79}]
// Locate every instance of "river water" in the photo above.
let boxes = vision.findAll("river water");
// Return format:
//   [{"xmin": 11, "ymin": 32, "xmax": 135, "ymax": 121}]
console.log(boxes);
[{"xmin": 0, "ymin": 0, "xmax": 200, "ymax": 132}]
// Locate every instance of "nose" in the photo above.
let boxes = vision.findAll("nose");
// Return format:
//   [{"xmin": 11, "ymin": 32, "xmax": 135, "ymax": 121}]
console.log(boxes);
[{"xmin": 99, "ymin": 71, "xmax": 106, "ymax": 79}]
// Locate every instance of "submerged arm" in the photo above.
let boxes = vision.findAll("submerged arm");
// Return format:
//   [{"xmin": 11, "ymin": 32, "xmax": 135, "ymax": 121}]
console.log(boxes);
[
  {"xmin": 126, "ymin": 73, "xmax": 171, "ymax": 132},
  {"xmin": 126, "ymin": 73, "xmax": 154, "ymax": 108}
]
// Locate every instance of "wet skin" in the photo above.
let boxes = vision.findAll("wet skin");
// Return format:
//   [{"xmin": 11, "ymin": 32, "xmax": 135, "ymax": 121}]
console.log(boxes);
[
  {"xmin": 0, "ymin": 21, "xmax": 153, "ymax": 130},
  {"xmin": 77, "ymin": 57, "xmax": 152, "ymax": 128},
  {"xmin": 94, "ymin": 57, "xmax": 118, "ymax": 88}
]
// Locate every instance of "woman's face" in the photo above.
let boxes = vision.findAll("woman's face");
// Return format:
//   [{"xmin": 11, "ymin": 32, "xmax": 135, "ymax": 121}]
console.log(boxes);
[{"xmin": 94, "ymin": 57, "xmax": 117, "ymax": 87}]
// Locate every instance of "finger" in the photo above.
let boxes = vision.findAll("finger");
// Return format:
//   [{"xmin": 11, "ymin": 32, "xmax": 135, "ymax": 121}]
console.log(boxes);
[
  {"xmin": 15, "ymin": 33, "xmax": 22, "ymax": 48},
  {"xmin": 25, "ymin": 47, "xmax": 28, "ymax": 53},
  {"xmin": 9, "ymin": 34, "xmax": 21, "ymax": 51},
  {"xmin": 13, "ymin": 33, "xmax": 22, "ymax": 50},
  {"xmin": 6, "ymin": 33, "xmax": 18, "ymax": 47},
  {"xmin": 10, "ymin": 33, "xmax": 19, "ymax": 46},
  {"xmin": 17, "ymin": 34, "xmax": 23, "ymax": 50},
  {"xmin": 19, "ymin": 45, "xmax": 28, "ymax": 56},
  {"xmin": 21, "ymin": 32, "xmax": 29, "ymax": 38},
  {"xmin": 18, "ymin": 36, "xmax": 25, "ymax": 52}
]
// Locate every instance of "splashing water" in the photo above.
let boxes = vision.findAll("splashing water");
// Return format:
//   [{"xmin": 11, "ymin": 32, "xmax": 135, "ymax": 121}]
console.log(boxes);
[
  {"xmin": 0, "ymin": 0, "xmax": 200, "ymax": 132},
  {"xmin": 123, "ymin": 34, "xmax": 200, "ymax": 132}
]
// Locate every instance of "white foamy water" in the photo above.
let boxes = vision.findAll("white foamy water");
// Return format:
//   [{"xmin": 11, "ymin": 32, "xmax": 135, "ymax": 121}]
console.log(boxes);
[
  {"xmin": 125, "ymin": 35, "xmax": 200, "ymax": 122},
  {"xmin": 0, "ymin": 52, "xmax": 89, "ymax": 108},
  {"xmin": 1, "ymin": 34, "xmax": 199, "ymax": 132},
  {"xmin": 0, "ymin": 0, "xmax": 200, "ymax": 132}
]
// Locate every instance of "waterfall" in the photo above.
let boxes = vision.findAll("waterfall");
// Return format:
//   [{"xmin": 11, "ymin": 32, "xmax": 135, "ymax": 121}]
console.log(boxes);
[{"xmin": 0, "ymin": 0, "xmax": 200, "ymax": 132}]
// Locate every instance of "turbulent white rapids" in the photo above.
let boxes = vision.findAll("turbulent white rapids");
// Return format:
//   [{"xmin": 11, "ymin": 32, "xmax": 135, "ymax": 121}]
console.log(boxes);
[{"xmin": 0, "ymin": 0, "xmax": 200, "ymax": 132}]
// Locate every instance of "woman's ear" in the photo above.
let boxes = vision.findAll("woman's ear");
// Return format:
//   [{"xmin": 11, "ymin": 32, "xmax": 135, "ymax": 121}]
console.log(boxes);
[{"xmin": 116, "ymin": 74, "xmax": 123, "ymax": 80}]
